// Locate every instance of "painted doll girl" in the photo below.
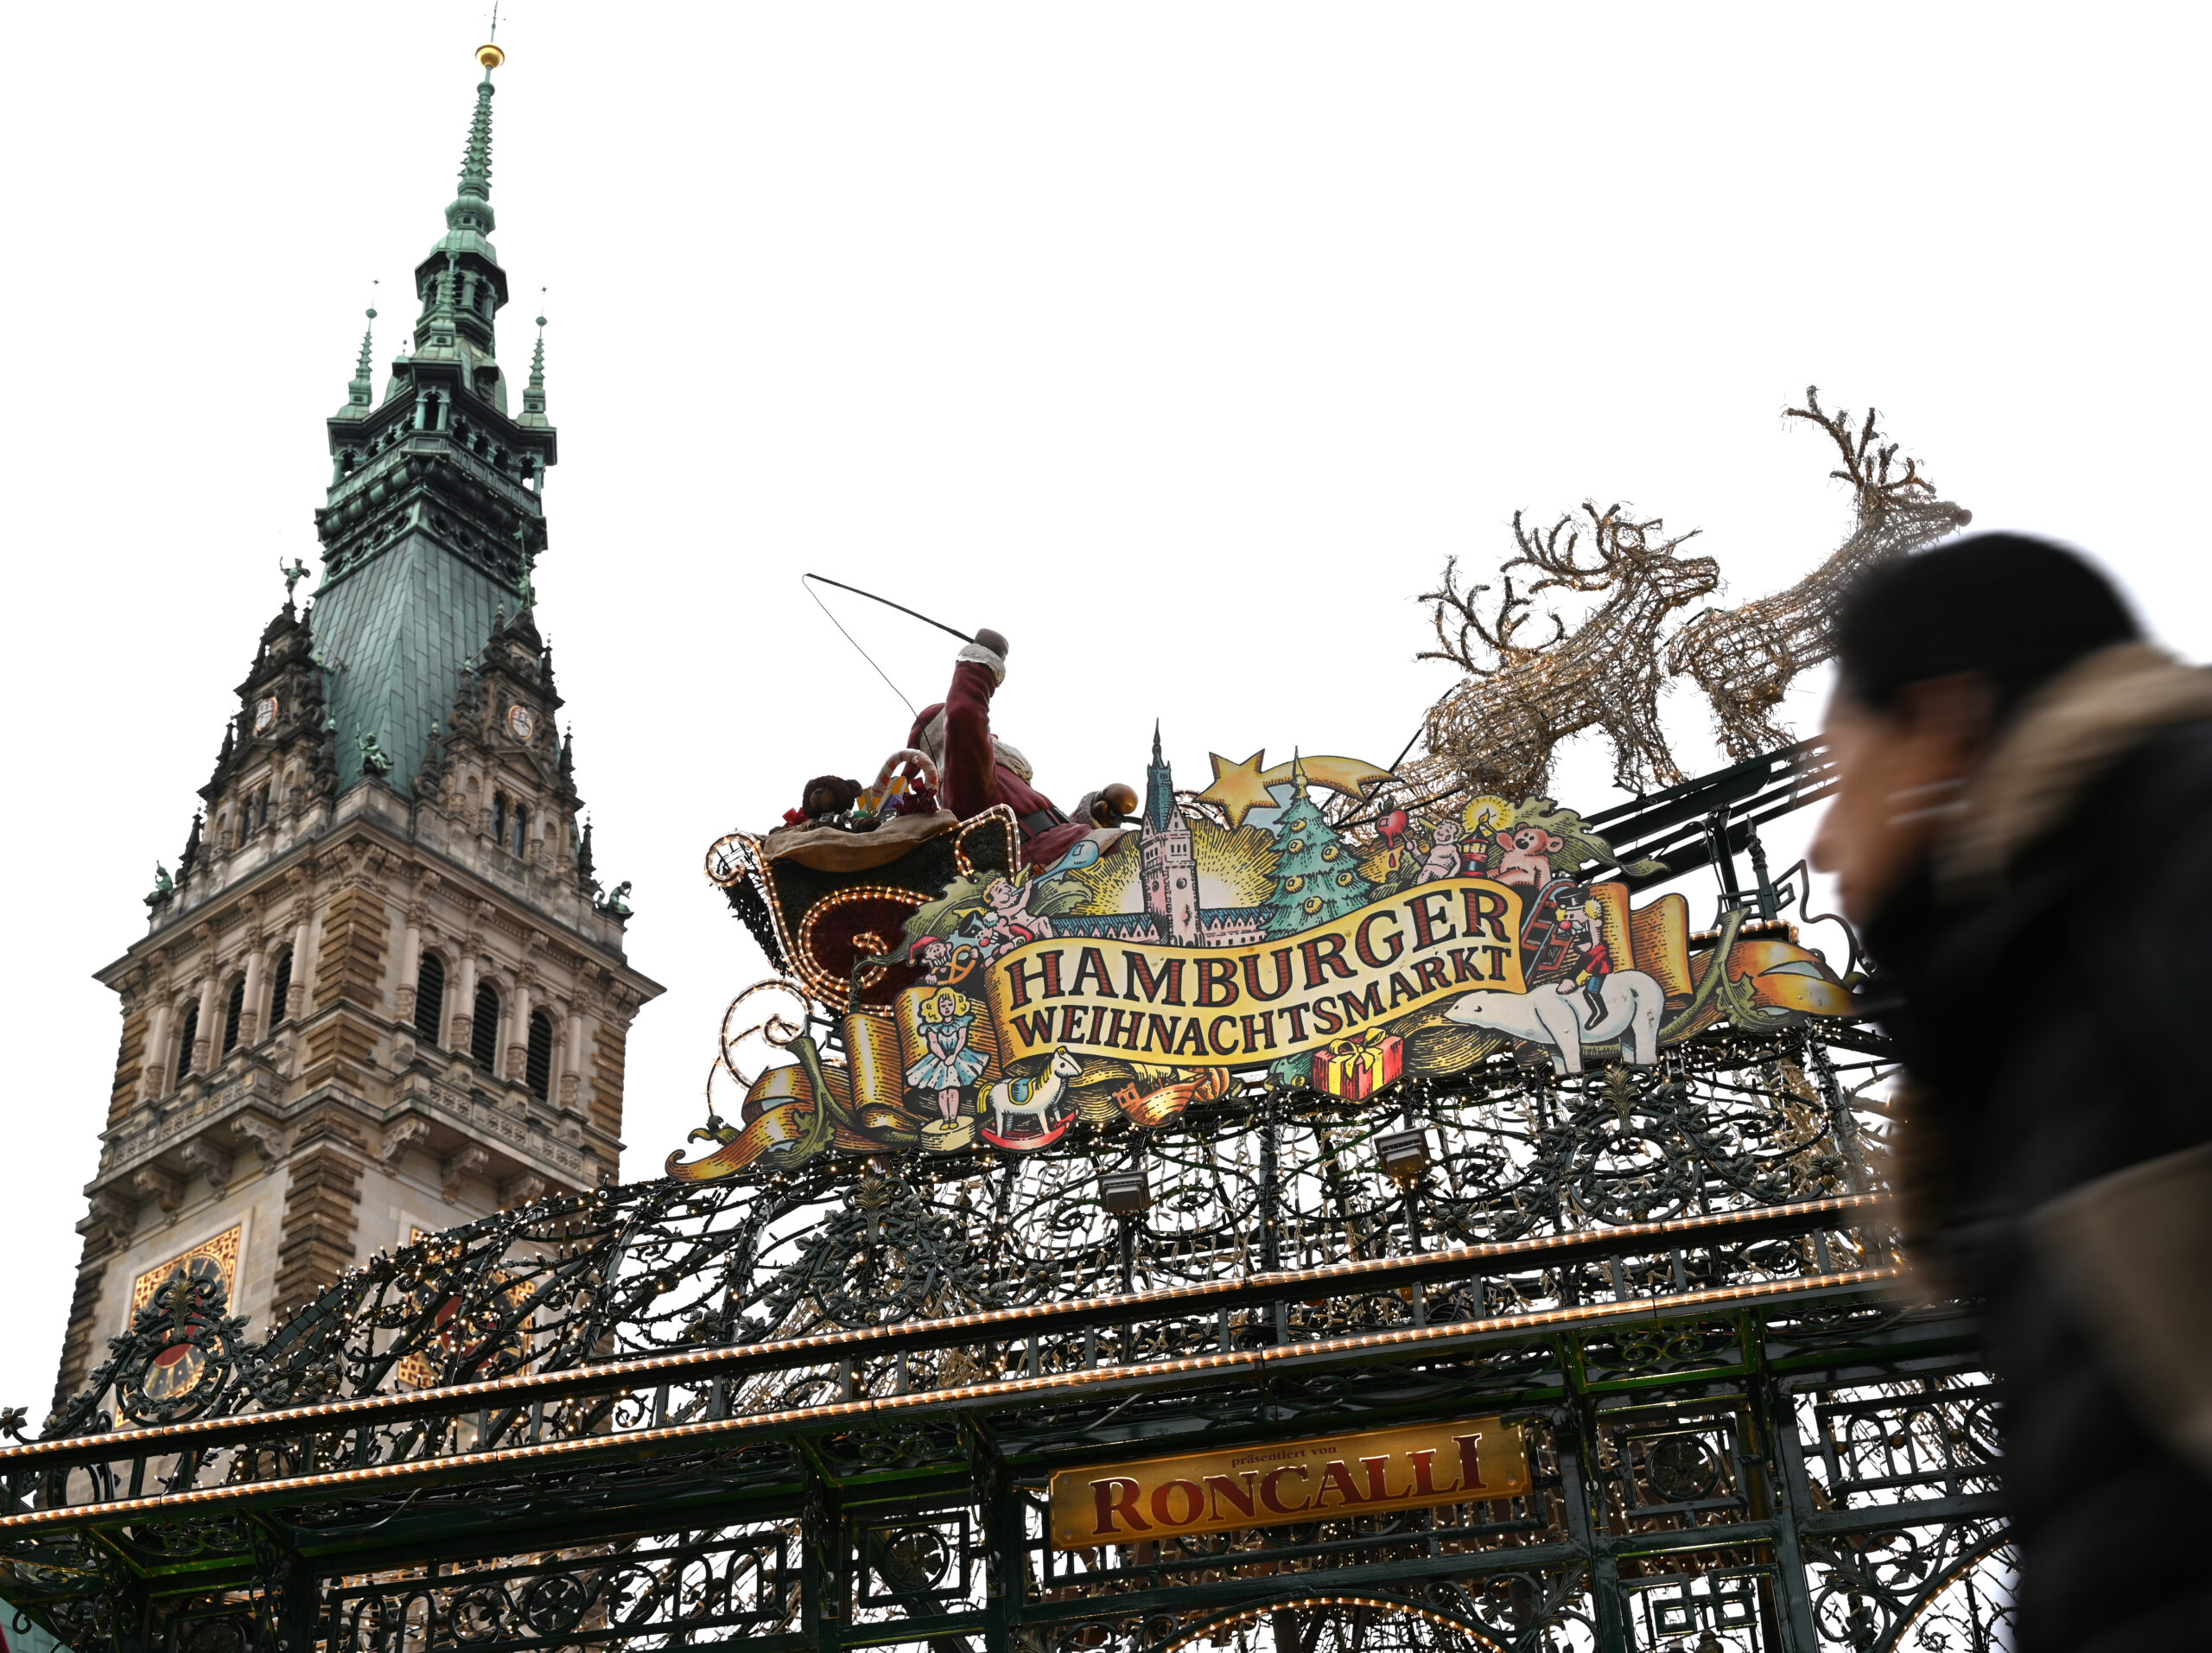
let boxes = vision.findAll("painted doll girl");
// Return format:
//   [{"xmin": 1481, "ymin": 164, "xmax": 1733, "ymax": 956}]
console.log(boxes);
[{"xmin": 906, "ymin": 990, "xmax": 988, "ymax": 1122}]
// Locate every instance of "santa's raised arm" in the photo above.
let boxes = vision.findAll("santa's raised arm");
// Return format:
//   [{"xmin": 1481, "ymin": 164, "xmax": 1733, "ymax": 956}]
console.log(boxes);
[{"xmin": 908, "ymin": 629, "xmax": 1094, "ymax": 871}]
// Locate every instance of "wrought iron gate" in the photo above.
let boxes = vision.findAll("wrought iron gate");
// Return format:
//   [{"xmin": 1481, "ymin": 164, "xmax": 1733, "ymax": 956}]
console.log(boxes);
[{"xmin": 1, "ymin": 1003, "xmax": 2008, "ymax": 1653}]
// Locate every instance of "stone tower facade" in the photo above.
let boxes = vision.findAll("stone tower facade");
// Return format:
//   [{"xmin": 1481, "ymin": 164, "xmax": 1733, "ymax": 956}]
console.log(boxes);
[
  {"xmin": 1139, "ymin": 727, "xmax": 1202, "ymax": 945},
  {"xmin": 51, "ymin": 50, "xmax": 662, "ymax": 1416}
]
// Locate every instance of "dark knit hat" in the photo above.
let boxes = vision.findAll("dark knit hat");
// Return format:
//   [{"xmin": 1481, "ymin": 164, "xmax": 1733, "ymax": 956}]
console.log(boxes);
[{"xmin": 1833, "ymin": 533, "xmax": 2139, "ymax": 721}]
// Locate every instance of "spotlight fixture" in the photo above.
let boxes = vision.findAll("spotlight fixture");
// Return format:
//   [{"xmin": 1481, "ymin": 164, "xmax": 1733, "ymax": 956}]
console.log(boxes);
[
  {"xmin": 1374, "ymin": 1128, "xmax": 1432, "ymax": 1185},
  {"xmin": 1099, "ymin": 1167, "xmax": 1151, "ymax": 1215}
]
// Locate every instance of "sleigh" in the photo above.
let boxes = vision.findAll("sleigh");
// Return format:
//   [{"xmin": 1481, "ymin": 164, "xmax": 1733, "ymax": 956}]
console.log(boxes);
[{"xmin": 708, "ymin": 805, "xmax": 1023, "ymax": 1011}]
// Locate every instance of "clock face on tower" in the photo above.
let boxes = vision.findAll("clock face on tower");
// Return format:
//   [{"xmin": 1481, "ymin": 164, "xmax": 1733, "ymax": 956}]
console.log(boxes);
[
  {"xmin": 507, "ymin": 704, "xmax": 535, "ymax": 741},
  {"xmin": 253, "ymin": 696, "xmax": 279, "ymax": 734}
]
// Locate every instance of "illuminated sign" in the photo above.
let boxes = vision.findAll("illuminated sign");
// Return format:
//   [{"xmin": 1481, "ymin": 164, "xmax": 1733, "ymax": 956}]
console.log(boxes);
[{"xmin": 1047, "ymin": 1416, "xmax": 1531, "ymax": 1549}]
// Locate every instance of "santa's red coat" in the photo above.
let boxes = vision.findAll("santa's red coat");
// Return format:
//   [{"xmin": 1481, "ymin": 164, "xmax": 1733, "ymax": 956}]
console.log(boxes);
[{"xmin": 911, "ymin": 660, "xmax": 1091, "ymax": 871}]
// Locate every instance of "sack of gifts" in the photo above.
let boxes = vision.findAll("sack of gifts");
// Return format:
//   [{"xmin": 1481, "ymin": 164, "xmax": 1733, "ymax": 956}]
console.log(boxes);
[{"xmin": 1311, "ymin": 1029, "xmax": 1404, "ymax": 1099}]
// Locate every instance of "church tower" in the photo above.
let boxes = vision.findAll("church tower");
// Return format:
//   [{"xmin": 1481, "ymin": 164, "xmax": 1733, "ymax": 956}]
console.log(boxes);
[
  {"xmin": 52, "ymin": 44, "xmax": 663, "ymax": 1415},
  {"xmin": 1139, "ymin": 725, "xmax": 1202, "ymax": 945}
]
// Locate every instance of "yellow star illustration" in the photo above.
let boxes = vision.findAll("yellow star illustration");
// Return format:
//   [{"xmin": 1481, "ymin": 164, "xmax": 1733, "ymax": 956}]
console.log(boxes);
[
  {"xmin": 1197, "ymin": 751, "xmax": 1395, "ymax": 828},
  {"xmin": 1198, "ymin": 750, "xmax": 1275, "ymax": 829}
]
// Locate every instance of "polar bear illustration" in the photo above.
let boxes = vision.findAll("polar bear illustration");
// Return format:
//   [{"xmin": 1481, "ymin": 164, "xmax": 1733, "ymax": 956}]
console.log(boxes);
[{"xmin": 1443, "ymin": 971, "xmax": 1666, "ymax": 1074}]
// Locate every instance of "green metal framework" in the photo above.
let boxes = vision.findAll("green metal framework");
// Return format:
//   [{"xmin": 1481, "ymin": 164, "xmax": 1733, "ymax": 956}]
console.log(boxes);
[
  {"xmin": 3, "ymin": 752, "xmax": 2010, "ymax": 1653},
  {"xmin": 0, "ymin": 1175, "xmax": 2005, "ymax": 1653}
]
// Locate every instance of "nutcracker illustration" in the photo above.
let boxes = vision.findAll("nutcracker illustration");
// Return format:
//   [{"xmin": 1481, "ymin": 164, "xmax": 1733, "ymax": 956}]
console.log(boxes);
[{"xmin": 1552, "ymin": 884, "xmax": 1614, "ymax": 1029}]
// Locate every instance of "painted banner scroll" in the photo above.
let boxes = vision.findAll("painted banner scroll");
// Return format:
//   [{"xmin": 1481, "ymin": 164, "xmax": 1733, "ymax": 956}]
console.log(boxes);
[
  {"xmin": 685, "ymin": 740, "xmax": 1856, "ymax": 1179},
  {"xmin": 984, "ymin": 877, "xmax": 1530, "ymax": 1067}
]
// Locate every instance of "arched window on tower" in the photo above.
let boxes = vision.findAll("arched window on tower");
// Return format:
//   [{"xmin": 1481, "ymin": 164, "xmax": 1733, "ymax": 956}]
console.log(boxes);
[
  {"xmin": 415, "ymin": 954, "xmax": 447, "ymax": 1044},
  {"xmin": 221, "ymin": 979, "xmax": 245, "ymax": 1055},
  {"xmin": 492, "ymin": 795, "xmax": 508, "ymax": 845},
  {"xmin": 525, "ymin": 1012, "xmax": 554, "ymax": 1101},
  {"xmin": 175, "ymin": 1004, "xmax": 199, "ymax": 1085},
  {"xmin": 511, "ymin": 805, "xmax": 529, "ymax": 858},
  {"xmin": 471, "ymin": 982, "xmax": 501, "ymax": 1071},
  {"xmin": 269, "ymin": 947, "xmax": 294, "ymax": 1027}
]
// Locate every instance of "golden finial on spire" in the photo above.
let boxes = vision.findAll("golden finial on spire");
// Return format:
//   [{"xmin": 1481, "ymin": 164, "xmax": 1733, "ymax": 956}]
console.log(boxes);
[{"xmin": 476, "ymin": 42, "xmax": 505, "ymax": 70}]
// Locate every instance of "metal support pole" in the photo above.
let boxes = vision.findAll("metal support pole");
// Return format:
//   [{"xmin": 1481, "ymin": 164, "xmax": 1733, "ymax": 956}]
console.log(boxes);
[
  {"xmin": 1764, "ymin": 1372, "xmax": 1825, "ymax": 1653},
  {"xmin": 1260, "ymin": 1095, "xmax": 1287, "ymax": 1345},
  {"xmin": 1707, "ymin": 802, "xmax": 1744, "ymax": 919},
  {"xmin": 1746, "ymin": 821, "xmax": 1781, "ymax": 919},
  {"xmin": 1118, "ymin": 1219, "xmax": 1136, "ymax": 1362},
  {"xmin": 1554, "ymin": 1404, "xmax": 1623, "ymax": 1653},
  {"xmin": 801, "ymin": 1459, "xmax": 842, "ymax": 1653},
  {"xmin": 974, "ymin": 1427, "xmax": 1020, "ymax": 1653},
  {"xmin": 1804, "ymin": 1032, "xmax": 1868, "ymax": 1195},
  {"xmin": 278, "ymin": 1554, "xmax": 320, "ymax": 1653}
]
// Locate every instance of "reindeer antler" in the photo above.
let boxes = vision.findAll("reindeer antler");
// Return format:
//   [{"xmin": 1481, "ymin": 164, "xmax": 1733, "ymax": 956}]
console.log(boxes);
[
  {"xmin": 1789, "ymin": 385, "xmax": 1936, "ymax": 507},
  {"xmin": 1509, "ymin": 503, "xmax": 1698, "ymax": 599},
  {"xmin": 1417, "ymin": 538, "xmax": 1564, "ymax": 677}
]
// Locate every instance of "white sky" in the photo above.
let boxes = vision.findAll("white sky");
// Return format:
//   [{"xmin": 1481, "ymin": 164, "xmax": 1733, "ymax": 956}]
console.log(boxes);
[{"xmin": 0, "ymin": 3, "xmax": 2204, "ymax": 1417}]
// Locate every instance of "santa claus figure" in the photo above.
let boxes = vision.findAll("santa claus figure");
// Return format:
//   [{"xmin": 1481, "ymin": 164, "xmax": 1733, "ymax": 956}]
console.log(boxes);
[{"xmin": 908, "ymin": 629, "xmax": 1098, "ymax": 871}]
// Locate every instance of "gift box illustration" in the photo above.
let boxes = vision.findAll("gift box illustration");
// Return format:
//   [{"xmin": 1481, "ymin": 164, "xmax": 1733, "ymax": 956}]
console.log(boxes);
[{"xmin": 1312, "ymin": 1029, "xmax": 1404, "ymax": 1098}]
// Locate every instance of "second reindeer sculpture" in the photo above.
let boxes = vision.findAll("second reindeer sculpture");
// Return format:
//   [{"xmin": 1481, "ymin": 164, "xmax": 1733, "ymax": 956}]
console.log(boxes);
[
  {"xmin": 1665, "ymin": 389, "xmax": 1972, "ymax": 760},
  {"xmin": 1410, "ymin": 505, "xmax": 1721, "ymax": 803}
]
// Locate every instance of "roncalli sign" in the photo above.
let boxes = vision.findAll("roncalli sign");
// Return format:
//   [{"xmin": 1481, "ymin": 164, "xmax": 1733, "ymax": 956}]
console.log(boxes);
[{"xmin": 1047, "ymin": 1416, "xmax": 1532, "ymax": 1548}]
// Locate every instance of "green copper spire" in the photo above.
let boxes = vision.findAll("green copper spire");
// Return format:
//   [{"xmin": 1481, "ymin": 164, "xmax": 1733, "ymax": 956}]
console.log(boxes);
[
  {"xmin": 409, "ymin": 48, "xmax": 512, "ymax": 397},
  {"xmin": 313, "ymin": 38, "xmax": 556, "ymax": 798},
  {"xmin": 448, "ymin": 62, "xmax": 498, "ymax": 241},
  {"xmin": 340, "ymin": 308, "xmax": 378, "ymax": 416}
]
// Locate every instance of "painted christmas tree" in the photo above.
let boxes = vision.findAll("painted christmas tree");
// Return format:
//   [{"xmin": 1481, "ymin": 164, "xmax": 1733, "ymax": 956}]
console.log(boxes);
[{"xmin": 1261, "ymin": 760, "xmax": 1373, "ymax": 938}]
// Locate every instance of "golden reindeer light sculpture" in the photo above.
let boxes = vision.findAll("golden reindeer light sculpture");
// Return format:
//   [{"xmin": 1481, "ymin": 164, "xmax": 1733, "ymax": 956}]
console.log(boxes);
[
  {"xmin": 1408, "ymin": 504, "xmax": 1720, "ymax": 809},
  {"xmin": 1664, "ymin": 388, "xmax": 1972, "ymax": 760}
]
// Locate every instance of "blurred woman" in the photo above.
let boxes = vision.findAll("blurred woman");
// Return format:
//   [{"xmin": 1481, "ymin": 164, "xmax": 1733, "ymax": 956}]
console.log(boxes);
[{"xmin": 1811, "ymin": 533, "xmax": 2212, "ymax": 1651}]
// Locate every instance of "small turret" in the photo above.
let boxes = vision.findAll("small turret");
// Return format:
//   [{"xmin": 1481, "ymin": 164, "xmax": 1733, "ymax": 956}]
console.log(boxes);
[
  {"xmin": 519, "ymin": 315, "xmax": 550, "ymax": 428},
  {"xmin": 1139, "ymin": 727, "xmax": 1201, "ymax": 944},
  {"xmin": 175, "ymin": 811, "xmax": 203, "ymax": 891},
  {"xmin": 338, "ymin": 308, "xmax": 377, "ymax": 417},
  {"xmin": 1143, "ymin": 722, "xmax": 1177, "ymax": 834}
]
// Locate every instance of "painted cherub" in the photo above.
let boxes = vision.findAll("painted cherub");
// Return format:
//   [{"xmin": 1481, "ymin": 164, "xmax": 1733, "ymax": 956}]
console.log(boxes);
[
  {"xmin": 962, "ymin": 877, "xmax": 1056, "ymax": 961},
  {"xmin": 906, "ymin": 990, "xmax": 988, "ymax": 1122},
  {"xmin": 1419, "ymin": 817, "xmax": 1466, "ymax": 883}
]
